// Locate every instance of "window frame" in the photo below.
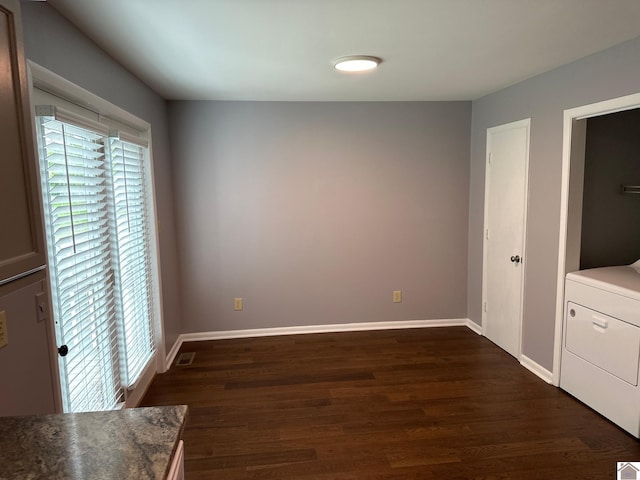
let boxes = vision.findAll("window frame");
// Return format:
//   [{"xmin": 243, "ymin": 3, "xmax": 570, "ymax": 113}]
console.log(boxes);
[{"xmin": 27, "ymin": 61, "xmax": 166, "ymax": 412}]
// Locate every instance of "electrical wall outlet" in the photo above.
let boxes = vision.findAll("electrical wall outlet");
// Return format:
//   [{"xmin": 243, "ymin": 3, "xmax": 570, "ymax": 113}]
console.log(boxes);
[
  {"xmin": 234, "ymin": 298, "xmax": 243, "ymax": 311},
  {"xmin": 393, "ymin": 290, "xmax": 402, "ymax": 303},
  {"xmin": 0, "ymin": 311, "xmax": 8, "ymax": 349}
]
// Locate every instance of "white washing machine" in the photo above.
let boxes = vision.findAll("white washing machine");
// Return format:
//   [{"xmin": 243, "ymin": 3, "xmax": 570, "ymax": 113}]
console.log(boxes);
[{"xmin": 560, "ymin": 260, "xmax": 640, "ymax": 438}]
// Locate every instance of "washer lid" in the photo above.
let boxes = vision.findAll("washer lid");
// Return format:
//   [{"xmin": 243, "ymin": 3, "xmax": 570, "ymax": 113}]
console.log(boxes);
[{"xmin": 566, "ymin": 259, "xmax": 640, "ymax": 301}]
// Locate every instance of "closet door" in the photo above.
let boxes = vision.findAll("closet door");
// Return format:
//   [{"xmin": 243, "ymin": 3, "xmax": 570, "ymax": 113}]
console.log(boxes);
[
  {"xmin": 0, "ymin": 0, "xmax": 46, "ymax": 285},
  {"xmin": 482, "ymin": 119, "xmax": 530, "ymax": 358}
]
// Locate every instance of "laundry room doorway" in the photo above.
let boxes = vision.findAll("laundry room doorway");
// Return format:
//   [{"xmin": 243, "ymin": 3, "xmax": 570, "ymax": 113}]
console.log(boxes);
[
  {"xmin": 482, "ymin": 119, "xmax": 531, "ymax": 358},
  {"xmin": 553, "ymin": 92, "xmax": 640, "ymax": 385}
]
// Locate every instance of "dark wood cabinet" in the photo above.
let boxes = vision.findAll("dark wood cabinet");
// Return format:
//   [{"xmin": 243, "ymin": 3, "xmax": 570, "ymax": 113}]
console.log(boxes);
[{"xmin": 0, "ymin": 0, "xmax": 45, "ymax": 285}]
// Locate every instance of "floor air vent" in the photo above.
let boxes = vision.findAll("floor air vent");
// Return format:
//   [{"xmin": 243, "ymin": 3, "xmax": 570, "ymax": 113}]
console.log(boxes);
[{"xmin": 175, "ymin": 352, "xmax": 195, "ymax": 366}]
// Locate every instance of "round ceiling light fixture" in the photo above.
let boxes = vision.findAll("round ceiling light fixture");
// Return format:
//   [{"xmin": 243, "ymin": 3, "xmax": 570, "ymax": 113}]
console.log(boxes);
[{"xmin": 334, "ymin": 55, "xmax": 382, "ymax": 72}]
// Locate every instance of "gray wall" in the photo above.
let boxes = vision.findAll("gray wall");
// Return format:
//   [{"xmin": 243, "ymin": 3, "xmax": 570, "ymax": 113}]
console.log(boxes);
[
  {"xmin": 20, "ymin": 3, "xmax": 182, "ymax": 354},
  {"xmin": 580, "ymin": 109, "xmax": 640, "ymax": 269},
  {"xmin": 468, "ymin": 35, "xmax": 640, "ymax": 371},
  {"xmin": 169, "ymin": 101, "xmax": 471, "ymax": 333}
]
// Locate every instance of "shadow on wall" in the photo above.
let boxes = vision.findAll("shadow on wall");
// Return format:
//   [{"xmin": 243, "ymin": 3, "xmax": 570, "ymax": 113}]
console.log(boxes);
[{"xmin": 580, "ymin": 108, "xmax": 640, "ymax": 269}]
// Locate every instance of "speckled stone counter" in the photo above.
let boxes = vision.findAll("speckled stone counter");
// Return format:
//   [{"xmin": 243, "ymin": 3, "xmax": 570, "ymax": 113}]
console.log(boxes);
[{"xmin": 0, "ymin": 405, "xmax": 188, "ymax": 480}]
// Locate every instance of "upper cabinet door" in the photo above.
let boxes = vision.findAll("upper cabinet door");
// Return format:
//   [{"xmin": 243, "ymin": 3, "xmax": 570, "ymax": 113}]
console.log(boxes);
[{"xmin": 0, "ymin": 0, "xmax": 46, "ymax": 284}]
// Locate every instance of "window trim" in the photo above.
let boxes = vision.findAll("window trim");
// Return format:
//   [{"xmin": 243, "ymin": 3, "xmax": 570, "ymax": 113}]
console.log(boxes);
[{"xmin": 27, "ymin": 61, "xmax": 166, "ymax": 411}]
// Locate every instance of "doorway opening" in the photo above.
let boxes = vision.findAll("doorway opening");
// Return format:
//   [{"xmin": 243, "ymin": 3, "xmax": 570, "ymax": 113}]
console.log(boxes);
[{"xmin": 553, "ymin": 92, "xmax": 640, "ymax": 385}]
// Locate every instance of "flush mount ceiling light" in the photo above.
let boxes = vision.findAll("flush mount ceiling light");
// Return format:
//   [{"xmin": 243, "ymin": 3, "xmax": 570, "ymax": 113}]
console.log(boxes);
[{"xmin": 334, "ymin": 55, "xmax": 382, "ymax": 72}]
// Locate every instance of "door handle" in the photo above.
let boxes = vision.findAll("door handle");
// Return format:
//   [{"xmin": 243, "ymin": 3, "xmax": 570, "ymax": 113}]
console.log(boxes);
[
  {"xmin": 591, "ymin": 315, "xmax": 608, "ymax": 330},
  {"xmin": 510, "ymin": 255, "xmax": 521, "ymax": 264}
]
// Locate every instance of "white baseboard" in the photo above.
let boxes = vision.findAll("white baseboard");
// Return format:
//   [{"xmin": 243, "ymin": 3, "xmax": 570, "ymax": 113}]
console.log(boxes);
[
  {"xmin": 180, "ymin": 318, "xmax": 471, "ymax": 343},
  {"xmin": 165, "ymin": 336, "xmax": 184, "ymax": 371},
  {"xmin": 466, "ymin": 319, "xmax": 482, "ymax": 335},
  {"xmin": 520, "ymin": 354, "xmax": 553, "ymax": 384},
  {"xmin": 165, "ymin": 318, "xmax": 475, "ymax": 366}
]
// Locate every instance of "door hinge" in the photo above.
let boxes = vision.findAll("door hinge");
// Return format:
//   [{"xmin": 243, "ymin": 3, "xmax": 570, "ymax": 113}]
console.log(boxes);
[
  {"xmin": 488, "ymin": 152, "xmax": 492, "ymax": 165},
  {"xmin": 484, "ymin": 301, "xmax": 488, "ymax": 312},
  {"xmin": 485, "ymin": 228, "xmax": 490, "ymax": 240}
]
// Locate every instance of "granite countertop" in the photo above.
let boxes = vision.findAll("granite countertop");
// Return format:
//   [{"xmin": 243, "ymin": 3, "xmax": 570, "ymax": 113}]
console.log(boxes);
[{"xmin": 0, "ymin": 405, "xmax": 188, "ymax": 480}]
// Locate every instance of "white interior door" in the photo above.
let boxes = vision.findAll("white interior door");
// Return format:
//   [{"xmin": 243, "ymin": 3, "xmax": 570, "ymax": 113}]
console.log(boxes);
[{"xmin": 482, "ymin": 119, "xmax": 530, "ymax": 358}]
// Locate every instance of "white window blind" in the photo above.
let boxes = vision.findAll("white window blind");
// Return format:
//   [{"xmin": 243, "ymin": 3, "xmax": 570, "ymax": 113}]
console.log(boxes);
[
  {"xmin": 108, "ymin": 137, "xmax": 154, "ymax": 387},
  {"xmin": 36, "ymin": 110, "xmax": 155, "ymax": 412}
]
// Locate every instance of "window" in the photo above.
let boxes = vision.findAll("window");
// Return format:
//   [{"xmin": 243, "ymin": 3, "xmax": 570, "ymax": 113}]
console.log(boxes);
[{"xmin": 35, "ymin": 103, "xmax": 156, "ymax": 413}]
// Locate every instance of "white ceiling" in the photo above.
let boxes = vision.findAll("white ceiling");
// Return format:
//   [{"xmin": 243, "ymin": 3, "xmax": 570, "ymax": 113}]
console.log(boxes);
[{"xmin": 47, "ymin": 0, "xmax": 640, "ymax": 101}]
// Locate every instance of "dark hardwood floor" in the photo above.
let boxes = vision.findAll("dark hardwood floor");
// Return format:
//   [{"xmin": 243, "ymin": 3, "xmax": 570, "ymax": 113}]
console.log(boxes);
[{"xmin": 141, "ymin": 327, "xmax": 640, "ymax": 479}]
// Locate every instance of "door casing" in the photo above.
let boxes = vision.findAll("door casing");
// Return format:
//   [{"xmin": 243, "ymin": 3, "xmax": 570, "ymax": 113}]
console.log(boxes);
[{"xmin": 554, "ymin": 92, "xmax": 640, "ymax": 386}]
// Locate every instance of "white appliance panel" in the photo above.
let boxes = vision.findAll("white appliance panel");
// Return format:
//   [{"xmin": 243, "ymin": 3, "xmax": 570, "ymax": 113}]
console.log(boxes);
[
  {"xmin": 561, "ymin": 262, "xmax": 640, "ymax": 438},
  {"xmin": 565, "ymin": 301, "xmax": 640, "ymax": 386}
]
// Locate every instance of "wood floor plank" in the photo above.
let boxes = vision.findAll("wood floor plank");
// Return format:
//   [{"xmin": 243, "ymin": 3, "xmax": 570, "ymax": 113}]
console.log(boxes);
[
  {"xmin": 141, "ymin": 327, "xmax": 640, "ymax": 479},
  {"xmin": 185, "ymin": 447, "xmax": 317, "ymax": 471}
]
